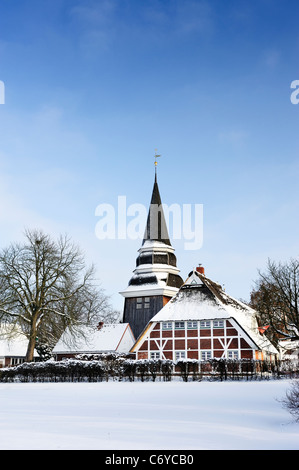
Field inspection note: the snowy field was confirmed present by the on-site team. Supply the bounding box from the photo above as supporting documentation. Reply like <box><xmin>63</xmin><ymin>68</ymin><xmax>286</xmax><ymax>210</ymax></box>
<box><xmin>0</xmin><ymin>379</ymin><xmax>298</xmax><ymax>450</ymax></box>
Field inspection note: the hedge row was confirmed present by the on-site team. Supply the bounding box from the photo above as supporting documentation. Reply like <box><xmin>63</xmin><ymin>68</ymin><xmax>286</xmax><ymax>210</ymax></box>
<box><xmin>1</xmin><ymin>355</ymin><xmax>298</xmax><ymax>383</ymax></box>
<box><xmin>0</xmin><ymin>357</ymin><xmax>170</xmax><ymax>383</ymax></box>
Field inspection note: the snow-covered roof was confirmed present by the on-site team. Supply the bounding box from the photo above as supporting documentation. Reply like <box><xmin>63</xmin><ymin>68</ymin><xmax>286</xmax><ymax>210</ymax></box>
<box><xmin>0</xmin><ymin>324</ymin><xmax>39</xmax><ymax>358</ymax></box>
<box><xmin>53</xmin><ymin>323</ymin><xmax>135</xmax><ymax>354</ymax></box>
<box><xmin>141</xmin><ymin>240</ymin><xmax>175</xmax><ymax>251</ymax></box>
<box><xmin>150</xmin><ymin>269</ymin><xmax>278</xmax><ymax>354</ymax></box>
<box><xmin>151</xmin><ymin>270</ymin><xmax>251</xmax><ymax>322</ymax></box>
<box><xmin>278</xmin><ymin>338</ymin><xmax>299</xmax><ymax>360</ymax></box>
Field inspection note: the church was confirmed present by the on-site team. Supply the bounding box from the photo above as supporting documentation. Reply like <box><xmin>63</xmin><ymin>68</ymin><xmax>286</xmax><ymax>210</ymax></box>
<box><xmin>119</xmin><ymin>162</ymin><xmax>184</xmax><ymax>339</ymax></box>
<box><xmin>51</xmin><ymin>155</ymin><xmax>278</xmax><ymax>363</ymax></box>
<box><xmin>120</xmin><ymin>158</ymin><xmax>278</xmax><ymax>362</ymax></box>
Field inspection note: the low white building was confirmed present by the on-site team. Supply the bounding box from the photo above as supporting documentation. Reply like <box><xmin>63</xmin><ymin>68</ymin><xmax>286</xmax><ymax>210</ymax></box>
<box><xmin>53</xmin><ymin>322</ymin><xmax>135</xmax><ymax>360</ymax></box>
<box><xmin>278</xmin><ymin>338</ymin><xmax>299</xmax><ymax>363</ymax></box>
<box><xmin>0</xmin><ymin>324</ymin><xmax>39</xmax><ymax>367</ymax></box>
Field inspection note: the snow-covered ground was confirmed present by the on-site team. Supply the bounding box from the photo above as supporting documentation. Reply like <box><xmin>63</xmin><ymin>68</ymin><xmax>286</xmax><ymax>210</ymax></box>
<box><xmin>0</xmin><ymin>379</ymin><xmax>298</xmax><ymax>450</ymax></box>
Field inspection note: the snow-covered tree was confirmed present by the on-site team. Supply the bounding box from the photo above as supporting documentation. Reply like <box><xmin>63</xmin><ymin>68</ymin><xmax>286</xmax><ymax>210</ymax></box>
<box><xmin>0</xmin><ymin>229</ymin><xmax>116</xmax><ymax>361</ymax></box>
<box><xmin>251</xmin><ymin>258</ymin><xmax>299</xmax><ymax>343</ymax></box>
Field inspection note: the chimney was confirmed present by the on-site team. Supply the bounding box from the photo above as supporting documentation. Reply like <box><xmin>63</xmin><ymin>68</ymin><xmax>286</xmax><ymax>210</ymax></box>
<box><xmin>97</xmin><ymin>322</ymin><xmax>104</xmax><ymax>330</ymax></box>
<box><xmin>196</xmin><ymin>265</ymin><xmax>205</xmax><ymax>275</ymax></box>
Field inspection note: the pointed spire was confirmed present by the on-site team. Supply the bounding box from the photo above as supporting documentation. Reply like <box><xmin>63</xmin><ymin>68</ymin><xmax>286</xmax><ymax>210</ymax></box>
<box><xmin>142</xmin><ymin>153</ymin><xmax>171</xmax><ymax>246</ymax></box>
<box><xmin>121</xmin><ymin>152</ymin><xmax>184</xmax><ymax>338</ymax></box>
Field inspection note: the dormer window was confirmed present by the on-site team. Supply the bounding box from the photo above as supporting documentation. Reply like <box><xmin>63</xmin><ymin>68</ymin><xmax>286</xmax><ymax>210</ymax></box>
<box><xmin>213</xmin><ymin>320</ymin><xmax>224</xmax><ymax>328</ymax></box>
<box><xmin>187</xmin><ymin>321</ymin><xmax>197</xmax><ymax>329</ymax></box>
<box><xmin>175</xmin><ymin>321</ymin><xmax>185</xmax><ymax>329</ymax></box>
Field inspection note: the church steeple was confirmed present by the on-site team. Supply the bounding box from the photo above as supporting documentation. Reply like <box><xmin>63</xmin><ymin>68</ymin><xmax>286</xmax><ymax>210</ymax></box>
<box><xmin>120</xmin><ymin>156</ymin><xmax>183</xmax><ymax>339</ymax></box>
<box><xmin>142</xmin><ymin>170</ymin><xmax>171</xmax><ymax>246</ymax></box>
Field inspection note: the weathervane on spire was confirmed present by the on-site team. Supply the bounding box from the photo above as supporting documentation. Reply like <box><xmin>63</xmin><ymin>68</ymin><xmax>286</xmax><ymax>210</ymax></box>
<box><xmin>154</xmin><ymin>149</ymin><xmax>161</xmax><ymax>175</ymax></box>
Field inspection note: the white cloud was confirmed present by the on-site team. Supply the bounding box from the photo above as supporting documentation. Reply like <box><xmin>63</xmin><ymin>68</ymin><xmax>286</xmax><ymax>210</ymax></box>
<box><xmin>175</xmin><ymin>0</ymin><xmax>214</xmax><ymax>36</ymax></box>
<box><xmin>263</xmin><ymin>49</ymin><xmax>281</xmax><ymax>68</ymax></box>
<box><xmin>69</xmin><ymin>0</ymin><xmax>117</xmax><ymax>55</ymax></box>
<box><xmin>218</xmin><ymin>129</ymin><xmax>249</xmax><ymax>147</ymax></box>
<box><xmin>0</xmin><ymin>171</ymin><xmax>58</xmax><ymax>246</ymax></box>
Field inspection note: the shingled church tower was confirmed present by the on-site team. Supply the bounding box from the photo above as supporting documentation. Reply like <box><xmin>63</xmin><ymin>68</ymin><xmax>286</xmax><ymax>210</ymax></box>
<box><xmin>120</xmin><ymin>156</ymin><xmax>183</xmax><ymax>339</ymax></box>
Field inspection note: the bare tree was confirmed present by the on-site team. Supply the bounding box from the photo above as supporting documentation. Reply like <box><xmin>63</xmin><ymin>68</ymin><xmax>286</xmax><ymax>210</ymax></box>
<box><xmin>0</xmin><ymin>229</ymin><xmax>117</xmax><ymax>361</ymax></box>
<box><xmin>251</xmin><ymin>258</ymin><xmax>299</xmax><ymax>343</ymax></box>
<box><xmin>281</xmin><ymin>380</ymin><xmax>299</xmax><ymax>422</ymax></box>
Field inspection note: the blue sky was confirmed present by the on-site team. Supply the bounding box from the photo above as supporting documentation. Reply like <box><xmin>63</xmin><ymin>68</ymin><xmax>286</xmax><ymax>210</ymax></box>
<box><xmin>0</xmin><ymin>0</ymin><xmax>298</xmax><ymax>311</ymax></box>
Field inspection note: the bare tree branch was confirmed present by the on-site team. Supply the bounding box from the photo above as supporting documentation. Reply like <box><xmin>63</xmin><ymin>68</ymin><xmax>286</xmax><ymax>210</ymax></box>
<box><xmin>0</xmin><ymin>229</ymin><xmax>118</xmax><ymax>361</ymax></box>
<box><xmin>251</xmin><ymin>257</ymin><xmax>299</xmax><ymax>344</ymax></box>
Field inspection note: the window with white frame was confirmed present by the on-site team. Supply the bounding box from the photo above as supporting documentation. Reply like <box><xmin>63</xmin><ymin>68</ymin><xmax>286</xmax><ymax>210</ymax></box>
<box><xmin>187</xmin><ymin>321</ymin><xmax>197</xmax><ymax>329</ymax></box>
<box><xmin>201</xmin><ymin>350</ymin><xmax>212</xmax><ymax>360</ymax></box>
<box><xmin>200</xmin><ymin>320</ymin><xmax>211</xmax><ymax>329</ymax></box>
<box><xmin>213</xmin><ymin>320</ymin><xmax>224</xmax><ymax>328</ymax></box>
<box><xmin>162</xmin><ymin>322</ymin><xmax>172</xmax><ymax>330</ymax></box>
<box><xmin>11</xmin><ymin>357</ymin><xmax>24</xmax><ymax>366</ymax></box>
<box><xmin>175</xmin><ymin>350</ymin><xmax>186</xmax><ymax>360</ymax></box>
<box><xmin>136</xmin><ymin>298</ymin><xmax>142</xmax><ymax>309</ymax></box>
<box><xmin>144</xmin><ymin>297</ymin><xmax>150</xmax><ymax>309</ymax></box>
<box><xmin>175</xmin><ymin>321</ymin><xmax>185</xmax><ymax>329</ymax></box>
<box><xmin>227</xmin><ymin>350</ymin><xmax>239</xmax><ymax>360</ymax></box>
<box><xmin>150</xmin><ymin>352</ymin><xmax>160</xmax><ymax>359</ymax></box>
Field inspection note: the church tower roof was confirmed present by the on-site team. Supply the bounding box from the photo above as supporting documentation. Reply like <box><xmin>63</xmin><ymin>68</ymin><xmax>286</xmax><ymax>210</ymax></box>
<box><xmin>142</xmin><ymin>172</ymin><xmax>171</xmax><ymax>246</ymax></box>
<box><xmin>120</xmin><ymin>154</ymin><xmax>184</xmax><ymax>338</ymax></box>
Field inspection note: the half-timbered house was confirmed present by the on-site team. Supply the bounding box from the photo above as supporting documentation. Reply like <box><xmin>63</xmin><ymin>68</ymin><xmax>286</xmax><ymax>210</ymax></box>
<box><xmin>130</xmin><ymin>267</ymin><xmax>278</xmax><ymax>362</ymax></box>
